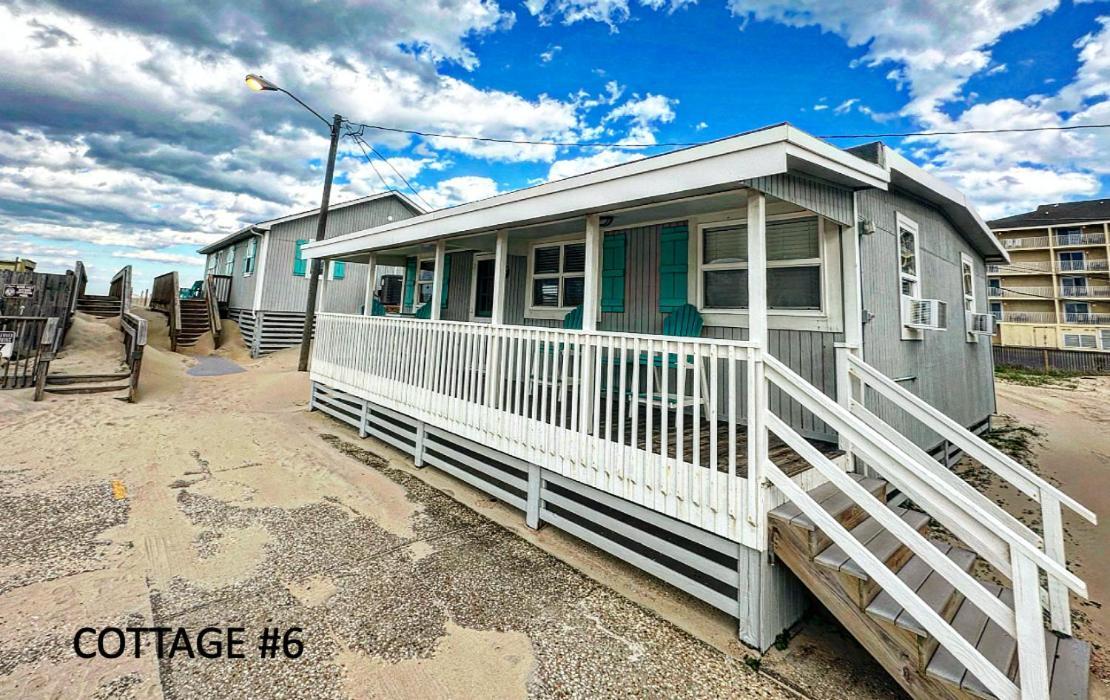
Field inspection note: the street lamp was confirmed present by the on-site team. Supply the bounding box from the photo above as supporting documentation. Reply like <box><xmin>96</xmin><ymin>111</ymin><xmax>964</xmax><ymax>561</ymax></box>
<box><xmin>245</xmin><ymin>74</ymin><xmax>343</xmax><ymax>372</ymax></box>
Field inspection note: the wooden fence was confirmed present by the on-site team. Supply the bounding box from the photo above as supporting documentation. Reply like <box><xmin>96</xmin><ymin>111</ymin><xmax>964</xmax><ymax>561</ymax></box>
<box><xmin>109</xmin><ymin>265</ymin><xmax>132</xmax><ymax>315</ymax></box>
<box><xmin>1</xmin><ymin>269</ymin><xmax>75</xmax><ymax>350</ymax></box>
<box><xmin>0</xmin><ymin>316</ymin><xmax>59</xmax><ymax>390</ymax></box>
<box><xmin>151</xmin><ymin>271</ymin><xmax>181</xmax><ymax>350</ymax></box>
<box><xmin>120</xmin><ymin>311</ymin><xmax>148</xmax><ymax>402</ymax></box>
<box><xmin>993</xmin><ymin>345</ymin><xmax>1110</xmax><ymax>374</ymax></box>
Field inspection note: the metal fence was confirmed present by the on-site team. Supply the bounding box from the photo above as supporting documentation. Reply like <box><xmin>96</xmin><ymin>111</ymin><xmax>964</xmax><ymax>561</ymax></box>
<box><xmin>994</xmin><ymin>345</ymin><xmax>1110</xmax><ymax>374</ymax></box>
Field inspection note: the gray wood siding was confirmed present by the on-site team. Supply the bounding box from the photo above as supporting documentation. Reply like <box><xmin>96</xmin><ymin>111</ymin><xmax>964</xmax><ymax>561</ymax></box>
<box><xmin>261</xmin><ymin>197</ymin><xmax>419</xmax><ymax>313</ymax></box>
<box><xmin>857</xmin><ymin>188</ymin><xmax>996</xmax><ymax>448</ymax></box>
<box><xmin>226</xmin><ymin>238</ymin><xmax>257</xmax><ymax>310</ymax></box>
<box><xmin>742</xmin><ymin>173</ymin><xmax>854</xmax><ymax>226</ymax></box>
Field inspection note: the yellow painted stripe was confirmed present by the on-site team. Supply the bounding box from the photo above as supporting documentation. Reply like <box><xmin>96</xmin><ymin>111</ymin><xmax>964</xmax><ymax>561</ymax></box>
<box><xmin>111</xmin><ymin>479</ymin><xmax>127</xmax><ymax>500</ymax></box>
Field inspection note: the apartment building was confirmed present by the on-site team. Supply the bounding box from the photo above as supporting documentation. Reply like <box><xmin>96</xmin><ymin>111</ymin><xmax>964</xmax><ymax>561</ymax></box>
<box><xmin>987</xmin><ymin>198</ymin><xmax>1110</xmax><ymax>351</ymax></box>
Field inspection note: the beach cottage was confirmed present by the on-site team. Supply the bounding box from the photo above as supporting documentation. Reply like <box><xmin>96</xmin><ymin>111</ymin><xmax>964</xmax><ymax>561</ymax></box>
<box><xmin>300</xmin><ymin>124</ymin><xmax>1093</xmax><ymax>699</ymax></box>
<box><xmin>197</xmin><ymin>192</ymin><xmax>423</xmax><ymax>356</ymax></box>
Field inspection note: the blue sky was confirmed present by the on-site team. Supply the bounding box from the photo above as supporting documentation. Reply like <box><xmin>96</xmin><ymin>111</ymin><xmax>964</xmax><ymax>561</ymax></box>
<box><xmin>1</xmin><ymin>0</ymin><xmax>1107</xmax><ymax>293</ymax></box>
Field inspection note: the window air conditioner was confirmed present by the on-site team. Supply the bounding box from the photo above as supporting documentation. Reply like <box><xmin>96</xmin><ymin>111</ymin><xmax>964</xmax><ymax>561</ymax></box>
<box><xmin>902</xmin><ymin>297</ymin><xmax>947</xmax><ymax>330</ymax></box>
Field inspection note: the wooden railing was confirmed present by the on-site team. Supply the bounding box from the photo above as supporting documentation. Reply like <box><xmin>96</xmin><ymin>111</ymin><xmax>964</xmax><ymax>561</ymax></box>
<box><xmin>312</xmin><ymin>313</ymin><xmax>765</xmax><ymax>545</ymax></box>
<box><xmin>204</xmin><ymin>274</ymin><xmax>223</xmax><ymax>347</ymax></box>
<box><xmin>109</xmin><ymin>265</ymin><xmax>132</xmax><ymax>316</ymax></box>
<box><xmin>119</xmin><ymin>311</ymin><xmax>147</xmax><ymax>402</ymax></box>
<box><xmin>208</xmin><ymin>274</ymin><xmax>232</xmax><ymax>305</ymax></box>
<box><xmin>831</xmin><ymin>354</ymin><xmax>1095</xmax><ymax>698</ymax></box>
<box><xmin>68</xmin><ymin>261</ymin><xmax>86</xmax><ymax>319</ymax></box>
<box><xmin>0</xmin><ymin>315</ymin><xmax>58</xmax><ymax>393</ymax></box>
<box><xmin>151</xmin><ymin>271</ymin><xmax>181</xmax><ymax>351</ymax></box>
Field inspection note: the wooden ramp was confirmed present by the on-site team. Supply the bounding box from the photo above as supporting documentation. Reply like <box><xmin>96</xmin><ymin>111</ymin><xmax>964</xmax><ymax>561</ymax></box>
<box><xmin>769</xmin><ymin>478</ymin><xmax>1092</xmax><ymax>699</ymax></box>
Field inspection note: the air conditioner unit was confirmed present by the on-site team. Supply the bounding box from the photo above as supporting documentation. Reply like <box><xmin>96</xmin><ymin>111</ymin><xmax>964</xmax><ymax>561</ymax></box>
<box><xmin>902</xmin><ymin>297</ymin><xmax>947</xmax><ymax>330</ymax></box>
<box><xmin>965</xmin><ymin>311</ymin><xmax>995</xmax><ymax>335</ymax></box>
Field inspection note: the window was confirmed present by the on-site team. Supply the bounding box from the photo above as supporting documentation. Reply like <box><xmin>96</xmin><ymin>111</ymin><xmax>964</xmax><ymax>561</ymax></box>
<box><xmin>698</xmin><ymin>215</ymin><xmax>822</xmax><ymax>311</ymax></box>
<box><xmin>529</xmin><ymin>240</ymin><xmax>585</xmax><ymax>309</ymax></box>
<box><xmin>206</xmin><ymin>254</ymin><xmax>217</xmax><ymax>275</ymax></box>
<box><xmin>1060</xmin><ymin>276</ymin><xmax>1085</xmax><ymax>296</ymax></box>
<box><xmin>1056</xmin><ymin>227</ymin><xmax>1082</xmax><ymax>245</ymax></box>
<box><xmin>416</xmin><ymin>258</ymin><xmax>435</xmax><ymax>306</ymax></box>
<box><xmin>1064</xmin><ymin>301</ymin><xmax>1090</xmax><ymax>323</ymax></box>
<box><xmin>990</xmin><ymin>301</ymin><xmax>1003</xmax><ymax>321</ymax></box>
<box><xmin>243</xmin><ymin>237</ymin><xmax>256</xmax><ymax>276</ymax></box>
<box><xmin>224</xmin><ymin>246</ymin><xmax>235</xmax><ymax>275</ymax></box>
<box><xmin>471</xmin><ymin>254</ymin><xmax>495</xmax><ymax>320</ymax></box>
<box><xmin>896</xmin><ymin>213</ymin><xmax>924</xmax><ymax>338</ymax></box>
<box><xmin>1063</xmin><ymin>332</ymin><xmax>1097</xmax><ymax>349</ymax></box>
<box><xmin>1101</xmin><ymin>329</ymin><xmax>1110</xmax><ymax>350</ymax></box>
<box><xmin>1058</xmin><ymin>251</ymin><xmax>1085</xmax><ymax>271</ymax></box>
<box><xmin>961</xmin><ymin>253</ymin><xmax>979</xmax><ymax>342</ymax></box>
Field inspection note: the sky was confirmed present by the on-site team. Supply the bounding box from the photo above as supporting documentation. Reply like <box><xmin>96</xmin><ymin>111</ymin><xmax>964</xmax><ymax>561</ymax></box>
<box><xmin>1</xmin><ymin>0</ymin><xmax>1108</xmax><ymax>294</ymax></box>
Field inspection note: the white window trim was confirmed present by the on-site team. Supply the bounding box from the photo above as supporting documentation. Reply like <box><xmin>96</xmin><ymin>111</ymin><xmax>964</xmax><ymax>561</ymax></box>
<box><xmin>693</xmin><ymin>212</ymin><xmax>843</xmax><ymax>332</ymax></box>
<box><xmin>961</xmin><ymin>252</ymin><xmax>978</xmax><ymax>343</ymax></box>
<box><xmin>1062</xmin><ymin>331</ymin><xmax>1098</xmax><ymax>350</ymax></box>
<box><xmin>243</xmin><ymin>238</ymin><xmax>256</xmax><ymax>277</ymax></box>
<box><xmin>525</xmin><ymin>236</ymin><xmax>587</xmax><ymax>320</ymax></box>
<box><xmin>897</xmin><ymin>212</ymin><xmax>924</xmax><ymax>341</ymax></box>
<box><xmin>469</xmin><ymin>253</ymin><xmax>495</xmax><ymax>323</ymax></box>
<box><xmin>413</xmin><ymin>255</ymin><xmax>436</xmax><ymax>309</ymax></box>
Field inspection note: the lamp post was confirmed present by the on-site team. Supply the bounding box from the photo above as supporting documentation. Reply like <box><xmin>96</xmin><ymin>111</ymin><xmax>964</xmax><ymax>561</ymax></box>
<box><xmin>245</xmin><ymin>74</ymin><xmax>342</xmax><ymax>372</ymax></box>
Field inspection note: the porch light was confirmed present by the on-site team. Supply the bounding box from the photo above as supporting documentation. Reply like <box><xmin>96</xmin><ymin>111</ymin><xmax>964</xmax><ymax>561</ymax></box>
<box><xmin>245</xmin><ymin>74</ymin><xmax>278</xmax><ymax>92</ymax></box>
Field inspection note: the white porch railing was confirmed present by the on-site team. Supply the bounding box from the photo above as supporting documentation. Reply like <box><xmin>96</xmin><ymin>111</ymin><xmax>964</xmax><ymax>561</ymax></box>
<box><xmin>312</xmin><ymin>313</ymin><xmax>770</xmax><ymax>546</ymax></box>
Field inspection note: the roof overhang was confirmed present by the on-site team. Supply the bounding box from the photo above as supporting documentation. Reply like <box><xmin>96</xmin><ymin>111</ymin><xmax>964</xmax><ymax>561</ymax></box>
<box><xmin>197</xmin><ymin>191</ymin><xmax>425</xmax><ymax>255</ymax></box>
<box><xmin>302</xmin><ymin>124</ymin><xmax>889</xmax><ymax>260</ymax></box>
<box><xmin>883</xmin><ymin>149</ymin><xmax>1010</xmax><ymax>262</ymax></box>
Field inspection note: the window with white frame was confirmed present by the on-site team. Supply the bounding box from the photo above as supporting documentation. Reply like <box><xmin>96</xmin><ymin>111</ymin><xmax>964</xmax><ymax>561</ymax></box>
<box><xmin>224</xmin><ymin>246</ymin><xmax>235</xmax><ymax>275</ymax></box>
<box><xmin>415</xmin><ymin>257</ymin><xmax>435</xmax><ymax>307</ymax></box>
<box><xmin>698</xmin><ymin>215</ymin><xmax>822</xmax><ymax>311</ymax></box>
<box><xmin>1063</xmin><ymin>332</ymin><xmax>1097</xmax><ymax>349</ymax></box>
<box><xmin>961</xmin><ymin>252</ymin><xmax>978</xmax><ymax>341</ymax></box>
<box><xmin>243</xmin><ymin>237</ymin><xmax>256</xmax><ymax>276</ymax></box>
<box><xmin>529</xmin><ymin>240</ymin><xmax>585</xmax><ymax>309</ymax></box>
<box><xmin>896</xmin><ymin>213</ymin><xmax>922</xmax><ymax>337</ymax></box>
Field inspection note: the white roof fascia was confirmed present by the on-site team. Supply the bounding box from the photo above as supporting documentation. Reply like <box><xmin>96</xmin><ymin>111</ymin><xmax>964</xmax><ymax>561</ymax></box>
<box><xmin>883</xmin><ymin>149</ymin><xmax>1010</xmax><ymax>262</ymax></box>
<box><xmin>302</xmin><ymin>124</ymin><xmax>889</xmax><ymax>260</ymax></box>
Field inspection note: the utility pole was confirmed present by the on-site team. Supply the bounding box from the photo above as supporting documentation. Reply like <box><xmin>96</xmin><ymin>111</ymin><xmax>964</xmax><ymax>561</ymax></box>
<box><xmin>298</xmin><ymin>113</ymin><xmax>343</xmax><ymax>372</ymax></box>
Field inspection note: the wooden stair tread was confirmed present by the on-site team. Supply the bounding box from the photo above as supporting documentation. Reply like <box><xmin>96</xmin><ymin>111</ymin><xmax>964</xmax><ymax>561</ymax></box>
<box><xmin>813</xmin><ymin>506</ymin><xmax>930</xmax><ymax>579</ymax></box>
<box><xmin>866</xmin><ymin>541</ymin><xmax>977</xmax><ymax>636</ymax></box>
<box><xmin>45</xmin><ymin>382</ymin><xmax>130</xmax><ymax>394</ymax></box>
<box><xmin>926</xmin><ymin>588</ymin><xmax>1016</xmax><ymax>697</ymax></box>
<box><xmin>767</xmin><ymin>473</ymin><xmax>886</xmax><ymax>530</ymax></box>
<box><xmin>47</xmin><ymin>372</ymin><xmax>130</xmax><ymax>384</ymax></box>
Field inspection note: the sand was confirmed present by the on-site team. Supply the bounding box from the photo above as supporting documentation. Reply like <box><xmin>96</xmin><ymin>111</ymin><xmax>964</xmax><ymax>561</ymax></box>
<box><xmin>995</xmin><ymin>375</ymin><xmax>1110</xmax><ymax>689</ymax></box>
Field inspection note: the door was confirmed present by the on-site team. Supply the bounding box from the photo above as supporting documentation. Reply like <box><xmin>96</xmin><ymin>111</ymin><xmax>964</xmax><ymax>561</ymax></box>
<box><xmin>472</xmin><ymin>256</ymin><xmax>496</xmax><ymax>320</ymax></box>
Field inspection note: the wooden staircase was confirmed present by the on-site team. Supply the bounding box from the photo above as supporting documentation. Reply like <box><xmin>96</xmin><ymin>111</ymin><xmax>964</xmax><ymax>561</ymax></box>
<box><xmin>75</xmin><ymin>294</ymin><xmax>121</xmax><ymax>318</ymax></box>
<box><xmin>769</xmin><ymin>476</ymin><xmax>1091</xmax><ymax>699</ymax></box>
<box><xmin>43</xmin><ymin>371</ymin><xmax>132</xmax><ymax>396</ymax></box>
<box><xmin>176</xmin><ymin>298</ymin><xmax>210</xmax><ymax>347</ymax></box>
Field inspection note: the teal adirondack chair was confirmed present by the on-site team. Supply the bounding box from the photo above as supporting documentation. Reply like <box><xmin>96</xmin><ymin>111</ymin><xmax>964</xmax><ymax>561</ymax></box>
<box><xmin>414</xmin><ymin>302</ymin><xmax>432</xmax><ymax>319</ymax></box>
<box><xmin>562</xmin><ymin>305</ymin><xmax>583</xmax><ymax>330</ymax></box>
<box><xmin>639</xmin><ymin>304</ymin><xmax>711</xmax><ymax>411</ymax></box>
<box><xmin>371</xmin><ymin>298</ymin><xmax>386</xmax><ymax>317</ymax></box>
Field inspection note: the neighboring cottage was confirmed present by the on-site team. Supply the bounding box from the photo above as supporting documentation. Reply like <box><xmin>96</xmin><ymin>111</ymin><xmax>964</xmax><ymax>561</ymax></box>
<box><xmin>298</xmin><ymin>124</ymin><xmax>1093</xmax><ymax>698</ymax></box>
<box><xmin>197</xmin><ymin>192</ymin><xmax>422</xmax><ymax>356</ymax></box>
<box><xmin>986</xmin><ymin>198</ymin><xmax>1110</xmax><ymax>353</ymax></box>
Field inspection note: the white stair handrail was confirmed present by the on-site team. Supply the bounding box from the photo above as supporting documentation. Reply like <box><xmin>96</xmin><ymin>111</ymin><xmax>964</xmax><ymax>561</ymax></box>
<box><xmin>764</xmin><ymin>354</ymin><xmax>1087</xmax><ymax>598</ymax></box>
<box><xmin>847</xmin><ymin>353</ymin><xmax>1096</xmax><ymax>524</ymax></box>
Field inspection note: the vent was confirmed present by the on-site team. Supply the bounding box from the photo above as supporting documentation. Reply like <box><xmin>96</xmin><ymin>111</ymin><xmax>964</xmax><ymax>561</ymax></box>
<box><xmin>902</xmin><ymin>297</ymin><xmax>947</xmax><ymax>330</ymax></box>
<box><xmin>965</xmin><ymin>311</ymin><xmax>995</xmax><ymax>336</ymax></box>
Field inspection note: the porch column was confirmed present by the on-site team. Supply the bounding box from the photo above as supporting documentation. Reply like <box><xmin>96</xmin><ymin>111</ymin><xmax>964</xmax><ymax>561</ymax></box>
<box><xmin>430</xmin><ymin>239</ymin><xmax>446</xmax><ymax>321</ymax></box>
<box><xmin>491</xmin><ymin>230</ymin><xmax>508</xmax><ymax>326</ymax></box>
<box><xmin>363</xmin><ymin>253</ymin><xmax>377</xmax><ymax>316</ymax></box>
<box><xmin>583</xmin><ymin>214</ymin><xmax>601</xmax><ymax>331</ymax></box>
<box><xmin>836</xmin><ymin>193</ymin><xmax>864</xmax><ymax>465</ymax></box>
<box><xmin>317</xmin><ymin>260</ymin><xmax>330</xmax><ymax>313</ymax></box>
<box><xmin>745</xmin><ymin>191</ymin><xmax>769</xmax><ymax>543</ymax></box>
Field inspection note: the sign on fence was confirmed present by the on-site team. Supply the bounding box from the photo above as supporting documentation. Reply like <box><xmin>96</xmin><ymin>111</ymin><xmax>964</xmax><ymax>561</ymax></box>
<box><xmin>3</xmin><ymin>284</ymin><xmax>35</xmax><ymax>299</ymax></box>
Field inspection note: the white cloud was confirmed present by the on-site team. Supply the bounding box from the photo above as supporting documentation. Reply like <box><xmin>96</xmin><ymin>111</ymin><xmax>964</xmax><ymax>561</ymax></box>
<box><xmin>695</xmin><ymin>121</ymin><xmax>708</xmax><ymax>131</ymax></box>
<box><xmin>540</xmin><ymin>45</ymin><xmax>562</xmax><ymax>62</ymax></box>
<box><xmin>526</xmin><ymin>0</ymin><xmax>695</xmax><ymax>29</ymax></box>
<box><xmin>832</xmin><ymin>98</ymin><xmax>858</xmax><ymax>115</ymax></box>
<box><xmin>547</xmin><ymin>148</ymin><xmax>645</xmax><ymax>181</ymax></box>
<box><xmin>416</xmin><ymin>176</ymin><xmax>502</xmax><ymax>209</ymax></box>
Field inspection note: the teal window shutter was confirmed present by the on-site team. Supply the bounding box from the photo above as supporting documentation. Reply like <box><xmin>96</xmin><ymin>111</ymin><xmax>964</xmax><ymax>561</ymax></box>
<box><xmin>601</xmin><ymin>233</ymin><xmax>626</xmax><ymax>312</ymax></box>
<box><xmin>441</xmin><ymin>255</ymin><xmax>451</xmax><ymax>309</ymax></box>
<box><xmin>332</xmin><ymin>261</ymin><xmax>346</xmax><ymax>280</ymax></box>
<box><xmin>402</xmin><ymin>257</ymin><xmax>417</xmax><ymax>310</ymax></box>
<box><xmin>658</xmin><ymin>224</ymin><xmax>689</xmax><ymax>312</ymax></box>
<box><xmin>293</xmin><ymin>239</ymin><xmax>307</xmax><ymax>276</ymax></box>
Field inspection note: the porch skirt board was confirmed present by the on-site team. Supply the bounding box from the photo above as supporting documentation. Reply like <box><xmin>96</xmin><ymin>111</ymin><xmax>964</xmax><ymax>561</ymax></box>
<box><xmin>309</xmin><ymin>380</ymin><xmax>808</xmax><ymax>651</ymax></box>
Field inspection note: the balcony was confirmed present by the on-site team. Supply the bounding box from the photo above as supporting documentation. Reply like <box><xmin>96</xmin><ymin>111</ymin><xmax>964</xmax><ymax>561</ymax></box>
<box><xmin>1059</xmin><ymin>286</ymin><xmax>1110</xmax><ymax>299</ymax></box>
<box><xmin>987</xmin><ymin>262</ymin><xmax>1053</xmax><ymax>275</ymax></box>
<box><xmin>1062</xmin><ymin>313</ymin><xmax>1110</xmax><ymax>325</ymax></box>
<box><xmin>987</xmin><ymin>286</ymin><xmax>1054</xmax><ymax>299</ymax></box>
<box><xmin>1000</xmin><ymin>235</ymin><xmax>1052</xmax><ymax>250</ymax></box>
<box><xmin>1054</xmin><ymin>232</ymin><xmax>1107</xmax><ymax>248</ymax></box>
<box><xmin>1056</xmin><ymin>259</ymin><xmax>1109</xmax><ymax>273</ymax></box>
<box><xmin>996</xmin><ymin>311</ymin><xmax>1057</xmax><ymax>324</ymax></box>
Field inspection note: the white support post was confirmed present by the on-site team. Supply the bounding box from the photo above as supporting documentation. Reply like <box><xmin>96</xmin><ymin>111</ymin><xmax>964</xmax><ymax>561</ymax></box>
<box><xmin>583</xmin><ymin>214</ymin><xmax>601</xmax><ymax>331</ymax></box>
<box><xmin>363</xmin><ymin>253</ymin><xmax>377</xmax><ymax>316</ymax></box>
<box><xmin>492</xmin><ymin>230</ymin><xmax>508</xmax><ymax>326</ymax></box>
<box><xmin>431</xmin><ymin>239</ymin><xmax>446</xmax><ymax>321</ymax></box>
<box><xmin>745</xmin><ymin>191</ymin><xmax>769</xmax><ymax>543</ymax></box>
<box><xmin>1013</xmin><ymin>551</ymin><xmax>1051</xmax><ymax>698</ymax></box>
<box><xmin>837</xmin><ymin>194</ymin><xmax>865</xmax><ymax>469</ymax></box>
<box><xmin>581</xmin><ymin>215</ymin><xmax>601</xmax><ymax>431</ymax></box>
<box><xmin>317</xmin><ymin>260</ymin><xmax>330</xmax><ymax>312</ymax></box>
<box><xmin>1042</xmin><ymin>493</ymin><xmax>1072</xmax><ymax>635</ymax></box>
<box><xmin>526</xmin><ymin>463</ymin><xmax>542</xmax><ymax>529</ymax></box>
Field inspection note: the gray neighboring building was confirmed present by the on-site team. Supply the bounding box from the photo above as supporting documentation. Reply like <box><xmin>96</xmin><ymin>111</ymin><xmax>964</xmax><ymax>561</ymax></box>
<box><xmin>198</xmin><ymin>192</ymin><xmax>422</xmax><ymax>356</ymax></box>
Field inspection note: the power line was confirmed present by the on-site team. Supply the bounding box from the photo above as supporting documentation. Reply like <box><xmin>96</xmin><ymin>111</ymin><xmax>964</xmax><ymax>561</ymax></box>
<box><xmin>342</xmin><ymin>120</ymin><xmax>1110</xmax><ymax>151</ymax></box>
<box><xmin>343</xmin><ymin>125</ymin><xmax>433</xmax><ymax>210</ymax></box>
